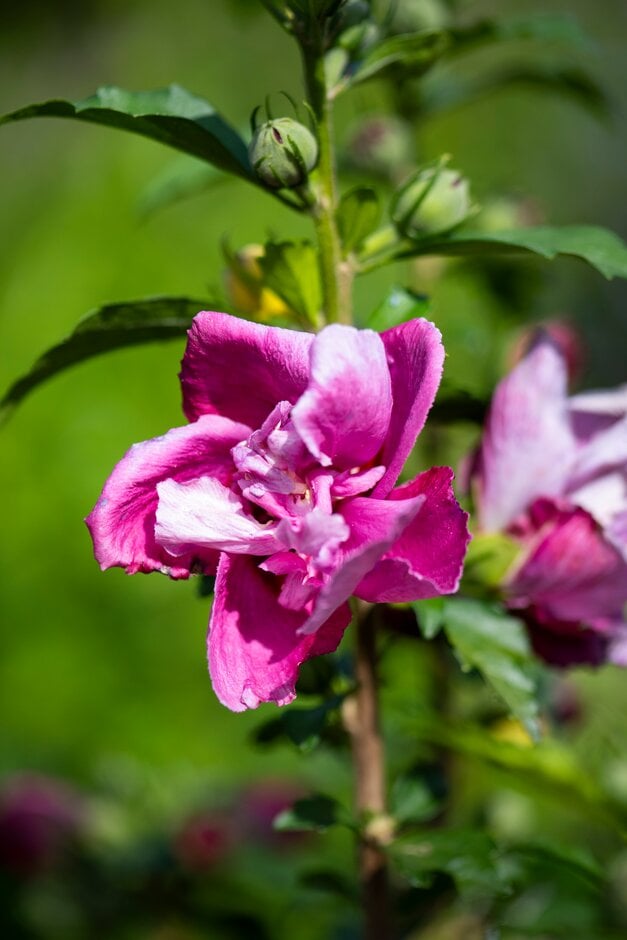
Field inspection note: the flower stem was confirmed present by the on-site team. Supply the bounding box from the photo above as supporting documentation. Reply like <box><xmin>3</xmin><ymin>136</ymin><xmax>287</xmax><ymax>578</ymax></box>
<box><xmin>345</xmin><ymin>602</ymin><xmax>392</xmax><ymax>940</ymax></box>
<box><xmin>301</xmin><ymin>48</ymin><xmax>353</xmax><ymax>326</ymax></box>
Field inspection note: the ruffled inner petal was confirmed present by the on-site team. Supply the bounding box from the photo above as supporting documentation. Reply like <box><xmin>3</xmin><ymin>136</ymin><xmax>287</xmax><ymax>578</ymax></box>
<box><xmin>86</xmin><ymin>414</ymin><xmax>250</xmax><ymax>578</ymax></box>
<box><xmin>291</xmin><ymin>325</ymin><xmax>392</xmax><ymax>469</ymax></box>
<box><xmin>155</xmin><ymin>476</ymin><xmax>281</xmax><ymax>556</ymax></box>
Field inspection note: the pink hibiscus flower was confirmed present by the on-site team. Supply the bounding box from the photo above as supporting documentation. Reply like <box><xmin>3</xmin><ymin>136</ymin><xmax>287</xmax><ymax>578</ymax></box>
<box><xmin>470</xmin><ymin>337</ymin><xmax>627</xmax><ymax>667</ymax></box>
<box><xmin>87</xmin><ymin>312</ymin><xmax>469</xmax><ymax>710</ymax></box>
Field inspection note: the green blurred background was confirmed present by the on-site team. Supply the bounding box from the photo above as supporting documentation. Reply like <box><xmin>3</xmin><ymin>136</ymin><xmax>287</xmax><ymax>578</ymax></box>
<box><xmin>1</xmin><ymin>0</ymin><xmax>626</xmax><ymax>844</ymax></box>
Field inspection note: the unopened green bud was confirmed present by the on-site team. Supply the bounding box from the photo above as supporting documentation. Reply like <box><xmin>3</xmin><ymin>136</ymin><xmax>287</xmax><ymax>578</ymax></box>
<box><xmin>249</xmin><ymin>118</ymin><xmax>318</xmax><ymax>189</ymax></box>
<box><xmin>392</xmin><ymin>165</ymin><xmax>472</xmax><ymax>237</ymax></box>
<box><xmin>346</xmin><ymin>115</ymin><xmax>414</xmax><ymax>179</ymax></box>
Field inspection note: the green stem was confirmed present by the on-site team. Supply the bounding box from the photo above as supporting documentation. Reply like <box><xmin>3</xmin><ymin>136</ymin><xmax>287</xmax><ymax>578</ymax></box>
<box><xmin>302</xmin><ymin>49</ymin><xmax>353</xmax><ymax>326</ymax></box>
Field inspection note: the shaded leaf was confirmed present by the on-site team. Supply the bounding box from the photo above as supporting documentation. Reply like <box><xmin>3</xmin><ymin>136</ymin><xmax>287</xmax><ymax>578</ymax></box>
<box><xmin>351</xmin><ymin>30</ymin><xmax>449</xmax><ymax>86</ymax></box>
<box><xmin>252</xmin><ymin>693</ymin><xmax>346</xmax><ymax>751</ymax></box>
<box><xmin>1</xmin><ymin>84</ymin><xmax>252</xmax><ymax>180</ymax></box>
<box><xmin>336</xmin><ymin>187</ymin><xmax>381</xmax><ymax>254</ymax></box>
<box><xmin>450</xmin><ymin>13</ymin><xmax>593</xmax><ymax>54</ymax></box>
<box><xmin>365</xmin><ymin>286</ymin><xmax>430</xmax><ymax>331</ymax></box>
<box><xmin>138</xmin><ymin>155</ymin><xmax>230</xmax><ymax>217</ymax></box>
<box><xmin>390</xmin><ymin>828</ymin><xmax>505</xmax><ymax>898</ymax></box>
<box><xmin>442</xmin><ymin>598</ymin><xmax>540</xmax><ymax>731</ymax></box>
<box><xmin>0</xmin><ymin>296</ymin><xmax>210</xmax><ymax>421</ymax></box>
<box><xmin>422</xmin><ymin>67</ymin><xmax>610</xmax><ymax>120</ymax></box>
<box><xmin>400</xmin><ymin>225</ymin><xmax>627</xmax><ymax>280</ymax></box>
<box><xmin>391</xmin><ymin>773</ymin><xmax>442</xmax><ymax>825</ymax></box>
<box><xmin>274</xmin><ymin>794</ymin><xmax>349</xmax><ymax>832</ymax></box>
<box><xmin>298</xmin><ymin>868</ymin><xmax>358</xmax><ymax>901</ymax></box>
<box><xmin>259</xmin><ymin>240</ymin><xmax>321</xmax><ymax>325</ymax></box>
<box><xmin>411</xmin><ymin>597</ymin><xmax>446</xmax><ymax>640</ymax></box>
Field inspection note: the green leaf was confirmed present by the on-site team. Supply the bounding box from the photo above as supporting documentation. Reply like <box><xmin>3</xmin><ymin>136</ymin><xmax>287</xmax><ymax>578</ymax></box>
<box><xmin>461</xmin><ymin>533</ymin><xmax>521</xmax><ymax>593</ymax></box>
<box><xmin>1</xmin><ymin>84</ymin><xmax>252</xmax><ymax>180</ymax></box>
<box><xmin>274</xmin><ymin>794</ymin><xmax>349</xmax><ymax>832</ymax></box>
<box><xmin>259</xmin><ymin>240</ymin><xmax>321</xmax><ymax>326</ymax></box>
<box><xmin>442</xmin><ymin>598</ymin><xmax>540</xmax><ymax>731</ymax></box>
<box><xmin>390</xmin><ymin>828</ymin><xmax>505</xmax><ymax>898</ymax></box>
<box><xmin>391</xmin><ymin>773</ymin><xmax>442</xmax><ymax>825</ymax></box>
<box><xmin>351</xmin><ymin>29</ymin><xmax>450</xmax><ymax>86</ymax></box>
<box><xmin>411</xmin><ymin>597</ymin><xmax>446</xmax><ymax>640</ymax></box>
<box><xmin>138</xmin><ymin>155</ymin><xmax>230</xmax><ymax>217</ymax></box>
<box><xmin>336</xmin><ymin>187</ymin><xmax>381</xmax><ymax>255</ymax></box>
<box><xmin>365</xmin><ymin>286</ymin><xmax>430</xmax><ymax>331</ymax></box>
<box><xmin>0</xmin><ymin>296</ymin><xmax>210</xmax><ymax>422</ymax></box>
<box><xmin>422</xmin><ymin>67</ymin><xmax>609</xmax><ymax>120</ymax></box>
<box><xmin>252</xmin><ymin>693</ymin><xmax>347</xmax><ymax>751</ymax></box>
<box><xmin>450</xmin><ymin>13</ymin><xmax>594</xmax><ymax>54</ymax></box>
<box><xmin>400</xmin><ymin>225</ymin><xmax>627</xmax><ymax>280</ymax></box>
<box><xmin>298</xmin><ymin>868</ymin><xmax>357</xmax><ymax>901</ymax></box>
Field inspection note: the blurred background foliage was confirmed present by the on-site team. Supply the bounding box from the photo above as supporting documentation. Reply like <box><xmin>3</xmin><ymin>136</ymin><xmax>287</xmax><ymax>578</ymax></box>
<box><xmin>1</xmin><ymin>0</ymin><xmax>626</xmax><ymax>936</ymax></box>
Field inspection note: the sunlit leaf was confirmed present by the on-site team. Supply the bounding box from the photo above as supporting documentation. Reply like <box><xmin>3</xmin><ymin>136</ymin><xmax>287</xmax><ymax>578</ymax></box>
<box><xmin>365</xmin><ymin>286</ymin><xmax>430</xmax><ymax>331</ymax></box>
<box><xmin>0</xmin><ymin>296</ymin><xmax>210</xmax><ymax>422</ymax></box>
<box><xmin>442</xmin><ymin>598</ymin><xmax>540</xmax><ymax>732</ymax></box>
<box><xmin>411</xmin><ymin>597</ymin><xmax>446</xmax><ymax>640</ymax></box>
<box><xmin>259</xmin><ymin>240</ymin><xmax>322</xmax><ymax>326</ymax></box>
<box><xmin>390</xmin><ymin>828</ymin><xmax>505</xmax><ymax>898</ymax></box>
<box><xmin>1</xmin><ymin>84</ymin><xmax>252</xmax><ymax>179</ymax></box>
<box><xmin>399</xmin><ymin>225</ymin><xmax>627</xmax><ymax>280</ymax></box>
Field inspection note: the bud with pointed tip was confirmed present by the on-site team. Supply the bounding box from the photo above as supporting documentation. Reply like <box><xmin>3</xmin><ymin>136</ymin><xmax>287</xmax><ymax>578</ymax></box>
<box><xmin>392</xmin><ymin>165</ymin><xmax>472</xmax><ymax>237</ymax></box>
<box><xmin>249</xmin><ymin>118</ymin><xmax>318</xmax><ymax>189</ymax></box>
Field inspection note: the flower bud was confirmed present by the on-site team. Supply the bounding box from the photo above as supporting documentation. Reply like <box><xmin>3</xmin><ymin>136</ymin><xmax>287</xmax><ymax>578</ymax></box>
<box><xmin>346</xmin><ymin>115</ymin><xmax>414</xmax><ymax>179</ymax></box>
<box><xmin>392</xmin><ymin>165</ymin><xmax>472</xmax><ymax>237</ymax></box>
<box><xmin>249</xmin><ymin>118</ymin><xmax>318</xmax><ymax>189</ymax></box>
<box><xmin>224</xmin><ymin>244</ymin><xmax>292</xmax><ymax>321</ymax></box>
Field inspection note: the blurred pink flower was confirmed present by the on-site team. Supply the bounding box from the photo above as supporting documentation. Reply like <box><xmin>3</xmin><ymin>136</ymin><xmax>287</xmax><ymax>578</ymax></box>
<box><xmin>238</xmin><ymin>780</ymin><xmax>306</xmax><ymax>848</ymax></box>
<box><xmin>471</xmin><ymin>337</ymin><xmax>627</xmax><ymax>666</ymax></box>
<box><xmin>173</xmin><ymin>812</ymin><xmax>232</xmax><ymax>871</ymax></box>
<box><xmin>0</xmin><ymin>774</ymin><xmax>84</xmax><ymax>877</ymax></box>
<box><xmin>87</xmin><ymin>312</ymin><xmax>469</xmax><ymax>711</ymax></box>
<box><xmin>508</xmin><ymin>318</ymin><xmax>585</xmax><ymax>384</ymax></box>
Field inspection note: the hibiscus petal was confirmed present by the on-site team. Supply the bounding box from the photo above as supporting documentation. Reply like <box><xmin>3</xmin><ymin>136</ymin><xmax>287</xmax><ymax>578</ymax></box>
<box><xmin>570</xmin><ymin>384</ymin><xmax>627</xmax><ymax>439</ymax></box>
<box><xmin>374</xmin><ymin>318</ymin><xmax>445</xmax><ymax>497</ymax></box>
<box><xmin>208</xmin><ymin>554</ymin><xmax>351</xmax><ymax>711</ymax></box>
<box><xmin>291</xmin><ymin>325</ymin><xmax>392</xmax><ymax>469</ymax></box>
<box><xmin>568</xmin><ymin>416</ymin><xmax>627</xmax><ymax>493</ymax></box>
<box><xmin>86</xmin><ymin>414</ymin><xmax>250</xmax><ymax>578</ymax></box>
<box><xmin>507</xmin><ymin>501</ymin><xmax>627</xmax><ymax>626</ymax></box>
<box><xmin>298</xmin><ymin>493</ymin><xmax>426</xmax><ymax>636</ymax></box>
<box><xmin>181</xmin><ymin>312</ymin><xmax>313</xmax><ymax>427</ymax></box>
<box><xmin>474</xmin><ymin>341</ymin><xmax>577</xmax><ymax>531</ymax></box>
<box><xmin>355</xmin><ymin>467</ymin><xmax>470</xmax><ymax>603</ymax></box>
<box><xmin>155</xmin><ymin>476</ymin><xmax>281</xmax><ymax>555</ymax></box>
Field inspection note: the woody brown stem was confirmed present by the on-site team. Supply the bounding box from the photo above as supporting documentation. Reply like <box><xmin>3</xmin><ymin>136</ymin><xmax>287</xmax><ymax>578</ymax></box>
<box><xmin>345</xmin><ymin>602</ymin><xmax>392</xmax><ymax>940</ymax></box>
